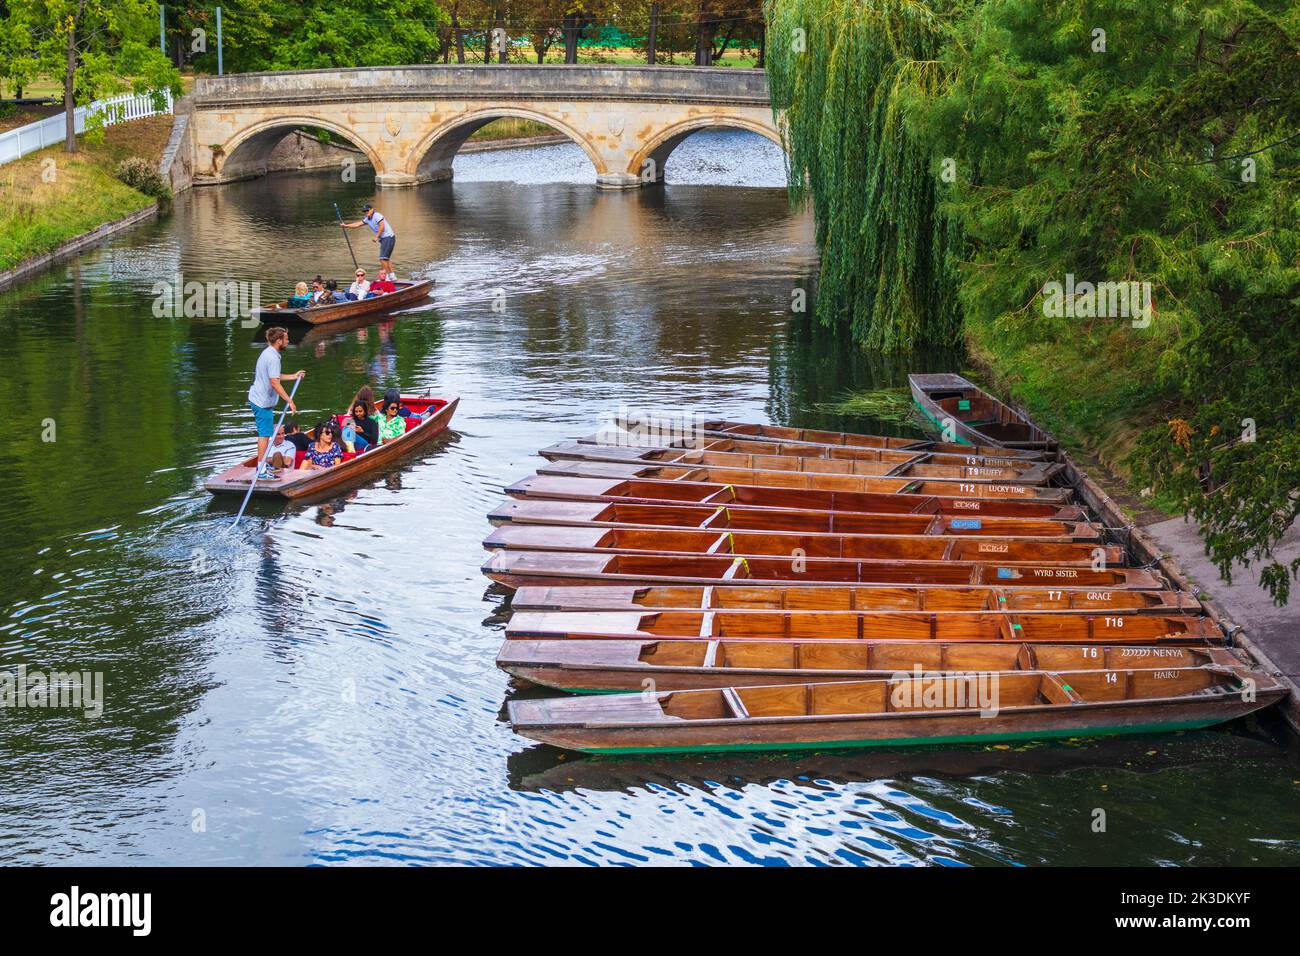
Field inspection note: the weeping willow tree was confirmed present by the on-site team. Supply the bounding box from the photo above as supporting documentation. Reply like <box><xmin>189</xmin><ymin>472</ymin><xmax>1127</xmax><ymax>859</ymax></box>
<box><xmin>764</xmin><ymin>0</ymin><xmax>962</xmax><ymax>350</ymax></box>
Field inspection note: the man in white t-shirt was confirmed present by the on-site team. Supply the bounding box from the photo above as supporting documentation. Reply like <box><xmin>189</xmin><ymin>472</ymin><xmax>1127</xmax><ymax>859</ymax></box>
<box><xmin>248</xmin><ymin>326</ymin><xmax>305</xmax><ymax>481</ymax></box>
<box><xmin>341</xmin><ymin>203</ymin><xmax>396</xmax><ymax>277</ymax></box>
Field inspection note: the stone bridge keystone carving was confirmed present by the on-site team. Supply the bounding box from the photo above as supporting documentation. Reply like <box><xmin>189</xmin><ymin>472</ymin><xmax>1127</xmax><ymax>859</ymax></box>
<box><xmin>189</xmin><ymin>65</ymin><xmax>781</xmax><ymax>189</ymax></box>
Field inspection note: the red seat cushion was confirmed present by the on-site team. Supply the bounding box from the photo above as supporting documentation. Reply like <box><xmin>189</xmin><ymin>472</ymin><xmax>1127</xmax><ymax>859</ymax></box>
<box><xmin>294</xmin><ymin>450</ymin><xmax>307</xmax><ymax>468</ymax></box>
<box><xmin>403</xmin><ymin>416</ymin><xmax>419</xmax><ymax>432</ymax></box>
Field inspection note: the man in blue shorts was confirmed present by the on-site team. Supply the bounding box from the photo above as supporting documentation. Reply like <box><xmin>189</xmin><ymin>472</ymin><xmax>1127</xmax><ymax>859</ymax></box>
<box><xmin>248</xmin><ymin>326</ymin><xmax>305</xmax><ymax>481</ymax></box>
<box><xmin>341</xmin><ymin>203</ymin><xmax>397</xmax><ymax>277</ymax></box>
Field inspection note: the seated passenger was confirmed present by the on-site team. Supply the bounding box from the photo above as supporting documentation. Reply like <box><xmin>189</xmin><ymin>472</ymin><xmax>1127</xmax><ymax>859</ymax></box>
<box><xmin>347</xmin><ymin>269</ymin><xmax>370</xmax><ymax>300</ymax></box>
<box><xmin>299</xmin><ymin>421</ymin><xmax>344</xmax><ymax>470</ymax></box>
<box><xmin>367</xmin><ymin>269</ymin><xmax>397</xmax><ymax>296</ymax></box>
<box><xmin>310</xmin><ymin>276</ymin><xmax>327</xmax><ymax>303</ymax></box>
<box><xmin>377</xmin><ymin>396</ymin><xmax>407</xmax><ymax>443</ymax></box>
<box><xmin>267</xmin><ymin>424</ymin><xmax>299</xmax><ymax>470</ymax></box>
<box><xmin>341</xmin><ymin>400</ymin><xmax>378</xmax><ymax>452</ymax></box>
<box><xmin>286</xmin><ymin>282</ymin><xmax>312</xmax><ymax>308</ymax></box>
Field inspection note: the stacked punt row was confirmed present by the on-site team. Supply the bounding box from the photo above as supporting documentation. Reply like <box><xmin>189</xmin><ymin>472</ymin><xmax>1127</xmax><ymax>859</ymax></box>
<box><xmin>485</xmin><ymin>381</ymin><xmax>1281</xmax><ymax>754</ymax></box>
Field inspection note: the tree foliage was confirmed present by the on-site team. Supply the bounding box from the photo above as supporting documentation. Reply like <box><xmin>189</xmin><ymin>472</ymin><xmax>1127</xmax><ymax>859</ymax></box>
<box><xmin>4</xmin><ymin>0</ymin><xmax>180</xmax><ymax>150</ymax></box>
<box><xmin>763</xmin><ymin>0</ymin><xmax>964</xmax><ymax>350</ymax></box>
<box><xmin>768</xmin><ymin>0</ymin><xmax>1300</xmax><ymax>601</ymax></box>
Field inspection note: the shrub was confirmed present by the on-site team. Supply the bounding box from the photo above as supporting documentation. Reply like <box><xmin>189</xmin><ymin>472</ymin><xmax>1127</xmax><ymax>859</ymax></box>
<box><xmin>114</xmin><ymin>157</ymin><xmax>171</xmax><ymax>202</ymax></box>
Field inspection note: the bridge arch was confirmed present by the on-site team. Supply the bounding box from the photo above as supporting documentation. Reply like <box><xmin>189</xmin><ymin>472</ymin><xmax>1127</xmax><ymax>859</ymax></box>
<box><xmin>215</xmin><ymin>116</ymin><xmax>384</xmax><ymax>184</ymax></box>
<box><xmin>404</xmin><ymin>108</ymin><xmax>607</xmax><ymax>185</ymax></box>
<box><xmin>628</xmin><ymin>117</ymin><xmax>784</xmax><ymax>184</ymax></box>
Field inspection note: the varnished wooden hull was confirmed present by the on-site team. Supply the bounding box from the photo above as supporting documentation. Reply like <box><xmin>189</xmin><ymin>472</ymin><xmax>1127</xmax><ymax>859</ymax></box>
<box><xmin>507</xmin><ymin>666</ymin><xmax>1284</xmax><ymax>754</ymax></box>
<box><xmin>483</xmin><ymin>524</ymin><xmax>1123</xmax><ymax>566</ymax></box>
<box><xmin>909</xmin><ymin>373</ymin><xmax>1054</xmax><ymax>450</ymax></box>
<box><xmin>608</xmin><ymin>415</ymin><xmax>1051</xmax><ymax>460</ymax></box>
<box><xmin>508</xmin><ymin>584</ymin><xmax>1204</xmax><ymax>615</ymax></box>
<box><xmin>251</xmin><ymin>279</ymin><xmax>434</xmax><ymax>325</ymax></box>
<box><xmin>538</xmin><ymin>440</ymin><xmax>1062</xmax><ymax>484</ymax></box>
<box><xmin>559</xmin><ymin>434</ymin><xmax>1048</xmax><ymax>469</ymax></box>
<box><xmin>499</xmin><ymin>640</ymin><xmax>1239</xmax><ymax>692</ymax></box>
<box><xmin>508</xmin><ymin>475</ymin><xmax>1078</xmax><ymax>515</ymax></box>
<box><xmin>503</xmin><ymin>610</ymin><xmax>1221</xmax><ymax>644</ymax></box>
<box><xmin>538</xmin><ymin>459</ymin><xmax>1067</xmax><ymax>499</ymax></box>
<box><xmin>204</xmin><ymin>396</ymin><xmax>458</xmax><ymax>500</ymax></box>
<box><xmin>483</xmin><ymin>550</ymin><xmax>1164</xmax><ymax>590</ymax></box>
<box><xmin>488</xmin><ymin>499</ymin><xmax>1101</xmax><ymax>540</ymax></box>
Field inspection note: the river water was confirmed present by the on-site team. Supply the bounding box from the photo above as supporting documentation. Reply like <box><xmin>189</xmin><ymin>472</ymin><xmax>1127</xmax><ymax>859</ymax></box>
<box><xmin>2</xmin><ymin>131</ymin><xmax>1298</xmax><ymax>866</ymax></box>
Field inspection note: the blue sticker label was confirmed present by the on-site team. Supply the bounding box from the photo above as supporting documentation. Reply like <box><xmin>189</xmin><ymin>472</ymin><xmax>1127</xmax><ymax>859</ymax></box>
<box><xmin>996</xmin><ymin>568</ymin><xmax>1016</xmax><ymax>579</ymax></box>
<box><xmin>958</xmin><ymin>399</ymin><xmax>971</xmax><ymax>411</ymax></box>
<box><xmin>950</xmin><ymin>518</ymin><xmax>983</xmax><ymax>530</ymax></box>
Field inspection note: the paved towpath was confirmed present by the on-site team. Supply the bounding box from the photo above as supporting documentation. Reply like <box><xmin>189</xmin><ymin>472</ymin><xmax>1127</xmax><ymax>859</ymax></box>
<box><xmin>1144</xmin><ymin>517</ymin><xmax>1300</xmax><ymax>684</ymax></box>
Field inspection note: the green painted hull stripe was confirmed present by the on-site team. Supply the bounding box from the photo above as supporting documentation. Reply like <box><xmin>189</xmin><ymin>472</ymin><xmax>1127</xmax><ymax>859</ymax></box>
<box><xmin>572</xmin><ymin>718</ymin><xmax>1218</xmax><ymax>755</ymax></box>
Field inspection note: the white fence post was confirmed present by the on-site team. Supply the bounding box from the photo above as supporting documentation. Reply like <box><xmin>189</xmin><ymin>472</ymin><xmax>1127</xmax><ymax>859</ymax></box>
<box><xmin>0</xmin><ymin>89</ymin><xmax>175</xmax><ymax>166</ymax></box>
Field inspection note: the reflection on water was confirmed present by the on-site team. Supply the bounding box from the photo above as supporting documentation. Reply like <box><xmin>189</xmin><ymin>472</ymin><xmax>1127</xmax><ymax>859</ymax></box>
<box><xmin>1</xmin><ymin>131</ymin><xmax>1298</xmax><ymax>866</ymax></box>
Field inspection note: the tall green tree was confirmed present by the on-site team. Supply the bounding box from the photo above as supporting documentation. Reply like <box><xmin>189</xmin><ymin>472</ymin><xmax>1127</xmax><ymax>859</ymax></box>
<box><xmin>912</xmin><ymin>0</ymin><xmax>1300</xmax><ymax>602</ymax></box>
<box><xmin>11</xmin><ymin>0</ymin><xmax>179</xmax><ymax>152</ymax></box>
<box><xmin>266</xmin><ymin>0</ymin><xmax>448</xmax><ymax>68</ymax></box>
<box><xmin>764</xmin><ymin>0</ymin><xmax>964</xmax><ymax>350</ymax></box>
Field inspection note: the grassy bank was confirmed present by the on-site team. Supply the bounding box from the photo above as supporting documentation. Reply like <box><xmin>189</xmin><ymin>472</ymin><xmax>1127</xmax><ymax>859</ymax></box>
<box><xmin>962</xmin><ymin>316</ymin><xmax>1176</xmax><ymax>511</ymax></box>
<box><xmin>0</xmin><ymin>115</ymin><xmax>173</xmax><ymax>271</ymax></box>
<box><xmin>466</xmin><ymin>117</ymin><xmax>561</xmax><ymax>142</ymax></box>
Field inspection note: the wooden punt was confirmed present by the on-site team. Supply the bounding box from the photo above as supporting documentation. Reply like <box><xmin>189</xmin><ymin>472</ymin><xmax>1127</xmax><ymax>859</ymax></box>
<box><xmin>251</xmin><ymin>279</ymin><xmax>434</xmax><ymax>325</ymax></box>
<box><xmin>482</xmin><ymin>551</ymin><xmax>1164</xmax><ymax>590</ymax></box>
<box><xmin>909</xmin><ymin>373</ymin><xmax>1053</xmax><ymax>450</ymax></box>
<box><xmin>509</xmin><ymin>474</ymin><xmax>1078</xmax><ymax>516</ymax></box>
<box><xmin>541</xmin><ymin>440</ymin><xmax>1061</xmax><ymax>484</ymax></box>
<box><xmin>608</xmin><ymin>415</ymin><xmax>1050</xmax><ymax>460</ymax></box>
<box><xmin>499</xmin><ymin>640</ymin><xmax>1238</xmax><ymax>692</ymax></box>
<box><xmin>539</xmin><ymin>459</ymin><xmax>1065</xmax><ymax>496</ymax></box>
<box><xmin>204</xmin><ymin>395</ymin><xmax>459</xmax><ymax>500</ymax></box>
<box><xmin>483</xmin><ymin>525</ymin><xmax>1125</xmax><ymax>567</ymax></box>
<box><xmin>489</xmin><ymin>499</ymin><xmax>1102</xmax><ymax>541</ymax></box>
<box><xmin>509</xmin><ymin>584</ymin><xmax>1204</xmax><ymax>615</ymax></box>
<box><xmin>506</xmin><ymin>663</ymin><xmax>1284</xmax><ymax>753</ymax></box>
<box><xmin>503</xmin><ymin>610</ymin><xmax>1220</xmax><ymax>645</ymax></box>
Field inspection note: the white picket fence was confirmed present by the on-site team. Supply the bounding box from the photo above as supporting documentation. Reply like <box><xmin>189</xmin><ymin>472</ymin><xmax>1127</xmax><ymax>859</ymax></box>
<box><xmin>0</xmin><ymin>89</ymin><xmax>174</xmax><ymax>166</ymax></box>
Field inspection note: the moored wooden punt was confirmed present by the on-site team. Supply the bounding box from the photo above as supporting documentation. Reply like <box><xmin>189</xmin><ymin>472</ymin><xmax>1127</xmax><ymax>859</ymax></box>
<box><xmin>503</xmin><ymin>610</ymin><xmax>1220</xmax><ymax>644</ymax></box>
<box><xmin>483</xmin><ymin>524</ymin><xmax>1124</xmax><ymax>567</ymax></box>
<box><xmin>507</xmin><ymin>664</ymin><xmax>1283</xmax><ymax>754</ymax></box>
<box><xmin>508</xmin><ymin>584</ymin><xmax>1204</xmax><ymax>615</ymax></box>
<box><xmin>250</xmin><ymin>279</ymin><xmax>434</xmax><ymax>325</ymax></box>
<box><xmin>483</xmin><ymin>550</ymin><xmax>1163</xmax><ymax>590</ymax></box>
<box><xmin>562</xmin><ymin>434</ymin><xmax>1046</xmax><ymax>469</ymax></box>
<box><xmin>489</xmin><ymin>499</ymin><xmax>1103</xmax><ymax>541</ymax></box>
<box><xmin>540</xmin><ymin>440</ymin><xmax>1062</xmax><ymax>484</ymax></box>
<box><xmin>498</xmin><ymin>640</ymin><xmax>1238</xmax><ymax>692</ymax></box>
<box><xmin>488</xmin><ymin>502</ymin><xmax>1097</xmax><ymax>538</ymax></box>
<box><xmin>538</xmin><ymin>459</ymin><xmax>1065</xmax><ymax>496</ymax></box>
<box><xmin>909</xmin><ymin>373</ymin><xmax>1054</xmax><ymax>450</ymax></box>
<box><xmin>508</xmin><ymin>475</ymin><xmax>1076</xmax><ymax>514</ymax></box>
<box><xmin>204</xmin><ymin>395</ymin><xmax>458</xmax><ymax>500</ymax></box>
<box><xmin>608</xmin><ymin>415</ymin><xmax>1050</xmax><ymax>460</ymax></box>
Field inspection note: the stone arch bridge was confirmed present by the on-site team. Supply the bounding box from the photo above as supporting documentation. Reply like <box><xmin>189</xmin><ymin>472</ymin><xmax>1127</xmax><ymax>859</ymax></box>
<box><xmin>188</xmin><ymin>65</ymin><xmax>780</xmax><ymax>189</ymax></box>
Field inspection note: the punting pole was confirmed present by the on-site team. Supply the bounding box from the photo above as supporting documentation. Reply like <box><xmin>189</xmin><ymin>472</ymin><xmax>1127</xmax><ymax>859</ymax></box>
<box><xmin>333</xmin><ymin>202</ymin><xmax>360</xmax><ymax>272</ymax></box>
<box><xmin>233</xmin><ymin>375</ymin><xmax>303</xmax><ymax>528</ymax></box>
